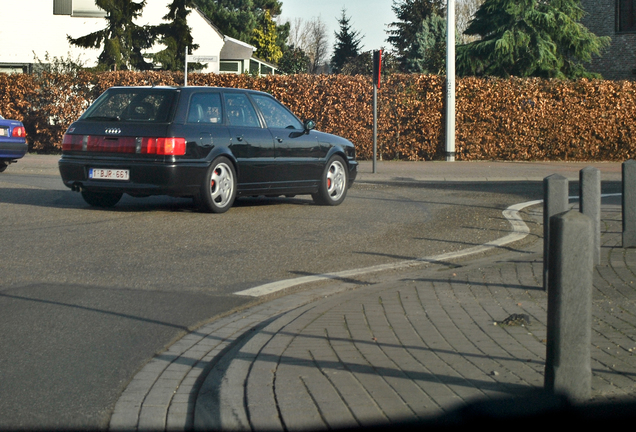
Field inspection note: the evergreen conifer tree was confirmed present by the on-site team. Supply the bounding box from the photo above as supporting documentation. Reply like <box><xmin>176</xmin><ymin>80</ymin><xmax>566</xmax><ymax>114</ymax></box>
<box><xmin>331</xmin><ymin>9</ymin><xmax>363</xmax><ymax>74</ymax></box>
<box><xmin>67</xmin><ymin>0</ymin><xmax>154</xmax><ymax>71</ymax></box>
<box><xmin>194</xmin><ymin>0</ymin><xmax>289</xmax><ymax>54</ymax></box>
<box><xmin>406</xmin><ymin>13</ymin><xmax>447</xmax><ymax>74</ymax></box>
<box><xmin>151</xmin><ymin>0</ymin><xmax>199</xmax><ymax>71</ymax></box>
<box><xmin>386</xmin><ymin>0</ymin><xmax>445</xmax><ymax>70</ymax></box>
<box><xmin>457</xmin><ymin>0</ymin><xmax>610</xmax><ymax>78</ymax></box>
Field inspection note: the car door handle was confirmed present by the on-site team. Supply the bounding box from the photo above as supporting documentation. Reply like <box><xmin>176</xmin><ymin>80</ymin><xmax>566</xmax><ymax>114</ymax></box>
<box><xmin>276</xmin><ymin>138</ymin><xmax>283</xmax><ymax>143</ymax></box>
<box><xmin>236</xmin><ymin>136</ymin><xmax>243</xmax><ymax>142</ymax></box>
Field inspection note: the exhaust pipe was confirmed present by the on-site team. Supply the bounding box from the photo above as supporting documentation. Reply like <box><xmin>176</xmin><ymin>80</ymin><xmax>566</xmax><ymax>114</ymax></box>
<box><xmin>71</xmin><ymin>182</ymin><xmax>83</xmax><ymax>192</ymax></box>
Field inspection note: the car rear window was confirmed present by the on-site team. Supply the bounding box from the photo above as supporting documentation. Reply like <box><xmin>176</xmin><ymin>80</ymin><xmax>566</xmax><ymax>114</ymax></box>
<box><xmin>81</xmin><ymin>89</ymin><xmax>177</xmax><ymax>123</ymax></box>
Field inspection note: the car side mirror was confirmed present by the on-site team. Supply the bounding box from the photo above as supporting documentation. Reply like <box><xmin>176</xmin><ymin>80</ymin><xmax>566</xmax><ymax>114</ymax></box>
<box><xmin>303</xmin><ymin>120</ymin><xmax>315</xmax><ymax>134</ymax></box>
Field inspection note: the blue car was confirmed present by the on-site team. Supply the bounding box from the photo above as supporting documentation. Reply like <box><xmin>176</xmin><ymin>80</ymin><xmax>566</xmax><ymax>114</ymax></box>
<box><xmin>0</xmin><ymin>115</ymin><xmax>27</xmax><ymax>172</ymax></box>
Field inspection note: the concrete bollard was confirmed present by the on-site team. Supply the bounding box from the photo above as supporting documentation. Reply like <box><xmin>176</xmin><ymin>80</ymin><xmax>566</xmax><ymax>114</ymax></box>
<box><xmin>544</xmin><ymin>210</ymin><xmax>593</xmax><ymax>401</ymax></box>
<box><xmin>623</xmin><ymin>160</ymin><xmax>636</xmax><ymax>248</ymax></box>
<box><xmin>579</xmin><ymin>167</ymin><xmax>601</xmax><ymax>265</ymax></box>
<box><xmin>543</xmin><ymin>174</ymin><xmax>569</xmax><ymax>290</ymax></box>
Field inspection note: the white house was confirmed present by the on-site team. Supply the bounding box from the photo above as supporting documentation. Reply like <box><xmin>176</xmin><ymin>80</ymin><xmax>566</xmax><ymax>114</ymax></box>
<box><xmin>0</xmin><ymin>0</ymin><xmax>276</xmax><ymax>75</ymax></box>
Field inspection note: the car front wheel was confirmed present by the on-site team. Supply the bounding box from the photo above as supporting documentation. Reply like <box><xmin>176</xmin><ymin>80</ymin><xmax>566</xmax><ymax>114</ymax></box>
<box><xmin>312</xmin><ymin>155</ymin><xmax>348</xmax><ymax>206</ymax></box>
<box><xmin>0</xmin><ymin>161</ymin><xmax>8</xmax><ymax>173</ymax></box>
<box><xmin>199</xmin><ymin>157</ymin><xmax>237</xmax><ymax>213</ymax></box>
<box><xmin>81</xmin><ymin>190</ymin><xmax>123</xmax><ymax>208</ymax></box>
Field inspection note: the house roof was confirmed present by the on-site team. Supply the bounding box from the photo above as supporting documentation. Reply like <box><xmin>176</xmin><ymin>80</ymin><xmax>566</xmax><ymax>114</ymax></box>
<box><xmin>192</xmin><ymin>6</ymin><xmax>225</xmax><ymax>41</ymax></box>
<box><xmin>220</xmin><ymin>36</ymin><xmax>257</xmax><ymax>60</ymax></box>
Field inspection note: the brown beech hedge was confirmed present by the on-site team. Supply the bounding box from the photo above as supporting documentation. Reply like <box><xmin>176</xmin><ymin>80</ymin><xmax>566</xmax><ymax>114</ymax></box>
<box><xmin>1</xmin><ymin>70</ymin><xmax>635</xmax><ymax>161</ymax></box>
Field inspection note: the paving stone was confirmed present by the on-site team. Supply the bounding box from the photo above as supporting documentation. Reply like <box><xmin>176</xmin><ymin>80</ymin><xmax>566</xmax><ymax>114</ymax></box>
<box><xmin>109</xmin><ymin>204</ymin><xmax>636</xmax><ymax>431</ymax></box>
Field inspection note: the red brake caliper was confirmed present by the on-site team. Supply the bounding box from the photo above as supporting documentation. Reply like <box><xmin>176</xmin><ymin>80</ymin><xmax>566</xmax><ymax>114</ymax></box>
<box><xmin>211</xmin><ymin>168</ymin><xmax>220</xmax><ymax>190</ymax></box>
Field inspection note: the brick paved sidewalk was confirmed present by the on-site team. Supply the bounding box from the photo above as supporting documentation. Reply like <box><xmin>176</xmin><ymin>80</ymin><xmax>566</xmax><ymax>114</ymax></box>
<box><xmin>109</xmin><ymin>204</ymin><xmax>636</xmax><ymax>431</ymax></box>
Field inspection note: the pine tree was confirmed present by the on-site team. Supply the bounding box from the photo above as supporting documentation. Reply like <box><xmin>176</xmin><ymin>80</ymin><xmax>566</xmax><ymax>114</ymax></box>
<box><xmin>67</xmin><ymin>0</ymin><xmax>154</xmax><ymax>71</ymax></box>
<box><xmin>251</xmin><ymin>10</ymin><xmax>283</xmax><ymax>64</ymax></box>
<box><xmin>457</xmin><ymin>0</ymin><xmax>610</xmax><ymax>78</ymax></box>
<box><xmin>406</xmin><ymin>13</ymin><xmax>447</xmax><ymax>74</ymax></box>
<box><xmin>194</xmin><ymin>0</ymin><xmax>289</xmax><ymax>54</ymax></box>
<box><xmin>151</xmin><ymin>0</ymin><xmax>199</xmax><ymax>71</ymax></box>
<box><xmin>386</xmin><ymin>0</ymin><xmax>445</xmax><ymax>70</ymax></box>
<box><xmin>331</xmin><ymin>9</ymin><xmax>363</xmax><ymax>74</ymax></box>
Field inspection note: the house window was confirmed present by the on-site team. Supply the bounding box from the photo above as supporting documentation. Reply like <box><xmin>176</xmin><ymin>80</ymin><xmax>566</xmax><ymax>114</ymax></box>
<box><xmin>260</xmin><ymin>64</ymin><xmax>273</xmax><ymax>75</ymax></box>
<box><xmin>618</xmin><ymin>0</ymin><xmax>636</xmax><ymax>32</ymax></box>
<box><xmin>249</xmin><ymin>60</ymin><xmax>260</xmax><ymax>75</ymax></box>
<box><xmin>220</xmin><ymin>62</ymin><xmax>240</xmax><ymax>73</ymax></box>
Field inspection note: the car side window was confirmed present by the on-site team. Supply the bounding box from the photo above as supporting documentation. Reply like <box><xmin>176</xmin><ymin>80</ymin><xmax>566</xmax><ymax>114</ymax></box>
<box><xmin>224</xmin><ymin>93</ymin><xmax>261</xmax><ymax>128</ymax></box>
<box><xmin>187</xmin><ymin>93</ymin><xmax>223</xmax><ymax>124</ymax></box>
<box><xmin>252</xmin><ymin>94</ymin><xmax>303</xmax><ymax>130</ymax></box>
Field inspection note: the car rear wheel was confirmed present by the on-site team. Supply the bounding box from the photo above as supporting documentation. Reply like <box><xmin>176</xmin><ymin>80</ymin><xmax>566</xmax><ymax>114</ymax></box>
<box><xmin>312</xmin><ymin>155</ymin><xmax>348</xmax><ymax>206</ymax></box>
<box><xmin>81</xmin><ymin>190</ymin><xmax>123</xmax><ymax>208</ymax></box>
<box><xmin>199</xmin><ymin>157</ymin><xmax>236</xmax><ymax>213</ymax></box>
<box><xmin>0</xmin><ymin>162</ymin><xmax>7</xmax><ymax>173</ymax></box>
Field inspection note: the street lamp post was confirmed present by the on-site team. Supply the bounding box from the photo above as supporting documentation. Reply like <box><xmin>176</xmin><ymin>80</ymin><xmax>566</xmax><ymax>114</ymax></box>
<box><xmin>446</xmin><ymin>0</ymin><xmax>456</xmax><ymax>162</ymax></box>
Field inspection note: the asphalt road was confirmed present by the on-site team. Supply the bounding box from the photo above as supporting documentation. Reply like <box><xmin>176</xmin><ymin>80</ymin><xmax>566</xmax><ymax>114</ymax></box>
<box><xmin>0</xmin><ymin>155</ymin><xmax>620</xmax><ymax>429</ymax></box>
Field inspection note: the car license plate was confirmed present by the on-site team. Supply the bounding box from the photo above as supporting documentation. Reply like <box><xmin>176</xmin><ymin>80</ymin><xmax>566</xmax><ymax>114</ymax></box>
<box><xmin>89</xmin><ymin>168</ymin><xmax>129</xmax><ymax>180</ymax></box>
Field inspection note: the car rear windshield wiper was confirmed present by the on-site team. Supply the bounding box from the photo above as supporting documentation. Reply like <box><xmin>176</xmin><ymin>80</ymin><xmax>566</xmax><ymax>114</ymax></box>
<box><xmin>86</xmin><ymin>115</ymin><xmax>121</xmax><ymax>121</ymax></box>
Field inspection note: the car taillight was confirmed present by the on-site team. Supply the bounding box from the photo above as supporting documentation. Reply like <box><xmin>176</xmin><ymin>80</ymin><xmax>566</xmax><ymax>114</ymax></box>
<box><xmin>139</xmin><ymin>137</ymin><xmax>186</xmax><ymax>155</ymax></box>
<box><xmin>11</xmin><ymin>126</ymin><xmax>25</xmax><ymax>138</ymax></box>
<box><xmin>62</xmin><ymin>134</ymin><xmax>186</xmax><ymax>156</ymax></box>
<box><xmin>62</xmin><ymin>134</ymin><xmax>83</xmax><ymax>151</ymax></box>
<box><xmin>155</xmin><ymin>137</ymin><xmax>186</xmax><ymax>155</ymax></box>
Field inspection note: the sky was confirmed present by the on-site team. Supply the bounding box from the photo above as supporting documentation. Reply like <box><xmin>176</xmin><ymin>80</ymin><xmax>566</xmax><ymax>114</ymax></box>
<box><xmin>278</xmin><ymin>0</ymin><xmax>396</xmax><ymax>56</ymax></box>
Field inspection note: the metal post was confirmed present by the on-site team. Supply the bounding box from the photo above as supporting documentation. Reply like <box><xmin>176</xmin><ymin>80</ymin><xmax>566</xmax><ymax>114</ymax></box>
<box><xmin>579</xmin><ymin>167</ymin><xmax>601</xmax><ymax>264</ymax></box>
<box><xmin>372</xmin><ymin>50</ymin><xmax>381</xmax><ymax>174</ymax></box>
<box><xmin>373</xmin><ymin>84</ymin><xmax>377</xmax><ymax>174</ymax></box>
<box><xmin>543</xmin><ymin>174</ymin><xmax>569</xmax><ymax>290</ymax></box>
<box><xmin>623</xmin><ymin>160</ymin><xmax>636</xmax><ymax>247</ymax></box>
<box><xmin>445</xmin><ymin>0</ymin><xmax>455</xmax><ymax>162</ymax></box>
<box><xmin>544</xmin><ymin>210</ymin><xmax>593</xmax><ymax>401</ymax></box>
<box><xmin>184</xmin><ymin>47</ymin><xmax>188</xmax><ymax>87</ymax></box>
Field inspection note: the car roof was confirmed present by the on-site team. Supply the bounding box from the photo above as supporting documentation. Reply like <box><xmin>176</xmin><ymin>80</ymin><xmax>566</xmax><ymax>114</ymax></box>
<box><xmin>107</xmin><ymin>86</ymin><xmax>271</xmax><ymax>96</ymax></box>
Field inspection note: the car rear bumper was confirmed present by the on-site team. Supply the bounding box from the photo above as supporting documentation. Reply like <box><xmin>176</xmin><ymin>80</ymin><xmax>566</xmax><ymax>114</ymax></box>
<box><xmin>58</xmin><ymin>155</ymin><xmax>208</xmax><ymax>197</ymax></box>
<box><xmin>0</xmin><ymin>139</ymin><xmax>27</xmax><ymax>160</ymax></box>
